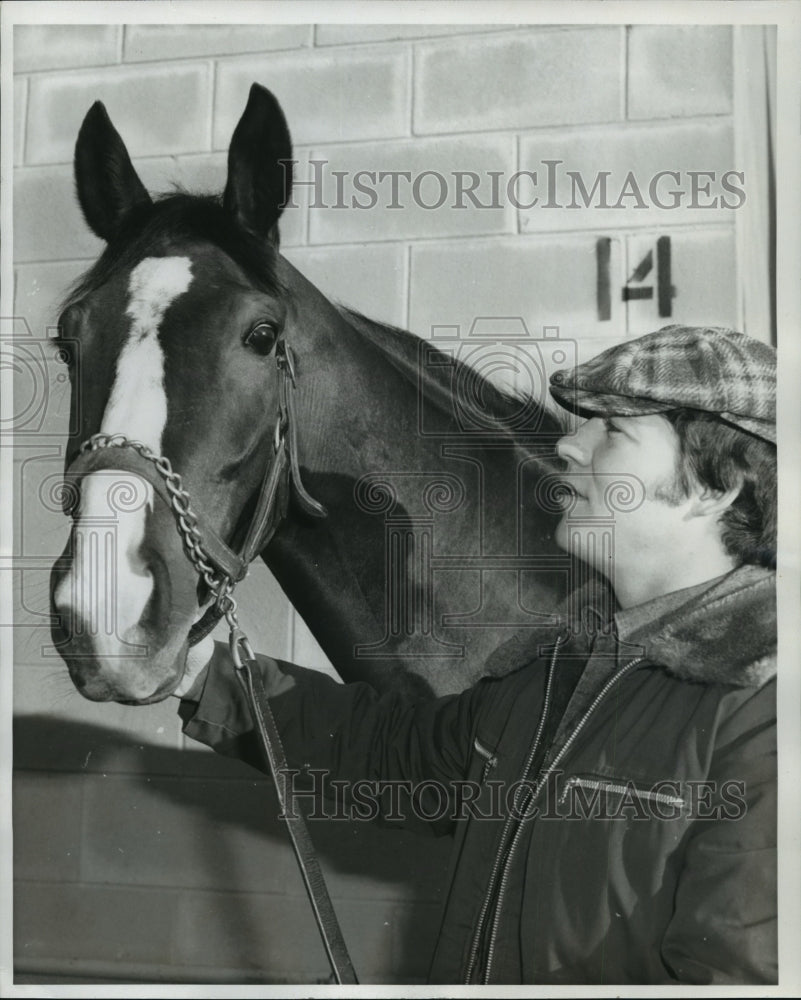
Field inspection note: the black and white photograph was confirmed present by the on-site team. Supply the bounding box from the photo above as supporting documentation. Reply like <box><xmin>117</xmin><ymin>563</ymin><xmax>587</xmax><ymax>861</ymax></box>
<box><xmin>2</xmin><ymin>0</ymin><xmax>799</xmax><ymax>993</ymax></box>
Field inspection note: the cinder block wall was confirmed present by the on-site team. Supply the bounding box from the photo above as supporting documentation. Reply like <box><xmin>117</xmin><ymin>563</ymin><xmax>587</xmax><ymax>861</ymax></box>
<box><xmin>13</xmin><ymin>22</ymin><xmax>749</xmax><ymax>984</ymax></box>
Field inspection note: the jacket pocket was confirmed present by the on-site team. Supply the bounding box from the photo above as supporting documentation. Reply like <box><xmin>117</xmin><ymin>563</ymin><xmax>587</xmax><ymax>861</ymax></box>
<box><xmin>558</xmin><ymin>772</ymin><xmax>685</xmax><ymax>819</ymax></box>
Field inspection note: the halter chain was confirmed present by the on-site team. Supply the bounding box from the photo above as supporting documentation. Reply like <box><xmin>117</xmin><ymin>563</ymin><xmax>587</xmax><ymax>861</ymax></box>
<box><xmin>77</xmin><ymin>432</ymin><xmax>242</xmax><ymax>634</ymax></box>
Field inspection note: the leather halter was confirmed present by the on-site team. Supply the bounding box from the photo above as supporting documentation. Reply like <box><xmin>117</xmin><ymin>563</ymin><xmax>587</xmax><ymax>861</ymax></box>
<box><xmin>62</xmin><ymin>338</ymin><xmax>326</xmax><ymax>641</ymax></box>
<box><xmin>61</xmin><ymin>338</ymin><xmax>358</xmax><ymax>984</ymax></box>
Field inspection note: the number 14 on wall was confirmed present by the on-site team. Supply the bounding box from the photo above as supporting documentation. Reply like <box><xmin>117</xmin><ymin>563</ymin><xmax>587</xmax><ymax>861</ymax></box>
<box><xmin>596</xmin><ymin>236</ymin><xmax>675</xmax><ymax>322</ymax></box>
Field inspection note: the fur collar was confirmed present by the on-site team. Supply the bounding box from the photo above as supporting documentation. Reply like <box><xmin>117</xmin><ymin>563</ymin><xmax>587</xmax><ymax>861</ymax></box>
<box><xmin>484</xmin><ymin>565</ymin><xmax>776</xmax><ymax>689</ymax></box>
<box><xmin>625</xmin><ymin>564</ymin><xmax>776</xmax><ymax>688</ymax></box>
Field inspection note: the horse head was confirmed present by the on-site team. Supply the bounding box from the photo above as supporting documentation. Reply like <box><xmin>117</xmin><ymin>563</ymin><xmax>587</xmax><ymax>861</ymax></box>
<box><xmin>51</xmin><ymin>82</ymin><xmax>578</xmax><ymax>706</ymax></box>
<box><xmin>50</xmin><ymin>84</ymin><xmax>316</xmax><ymax>703</ymax></box>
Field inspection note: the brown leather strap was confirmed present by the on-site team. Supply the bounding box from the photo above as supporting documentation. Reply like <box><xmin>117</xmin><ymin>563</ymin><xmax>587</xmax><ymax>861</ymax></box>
<box><xmin>279</xmin><ymin>351</ymin><xmax>327</xmax><ymax>520</ymax></box>
<box><xmin>235</xmin><ymin>650</ymin><xmax>359</xmax><ymax>985</ymax></box>
<box><xmin>239</xmin><ymin>434</ymin><xmax>291</xmax><ymax>566</ymax></box>
<box><xmin>186</xmin><ymin>442</ymin><xmax>293</xmax><ymax>645</ymax></box>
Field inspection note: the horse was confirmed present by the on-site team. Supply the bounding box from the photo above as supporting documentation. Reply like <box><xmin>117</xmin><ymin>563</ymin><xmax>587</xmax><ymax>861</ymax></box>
<box><xmin>49</xmin><ymin>83</ymin><xmax>581</xmax><ymax>706</ymax></box>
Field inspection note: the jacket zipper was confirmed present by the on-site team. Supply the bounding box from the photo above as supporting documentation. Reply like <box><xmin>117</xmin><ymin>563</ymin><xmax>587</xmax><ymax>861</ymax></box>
<box><xmin>464</xmin><ymin>635</ymin><xmax>563</xmax><ymax>984</ymax></box>
<box><xmin>558</xmin><ymin>774</ymin><xmax>685</xmax><ymax>809</ymax></box>
<box><xmin>479</xmin><ymin>653</ymin><xmax>645</xmax><ymax>984</ymax></box>
<box><xmin>473</xmin><ymin>737</ymin><xmax>498</xmax><ymax>783</ymax></box>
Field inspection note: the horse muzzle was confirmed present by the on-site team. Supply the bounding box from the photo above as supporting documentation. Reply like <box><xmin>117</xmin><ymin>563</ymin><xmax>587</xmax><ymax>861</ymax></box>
<box><xmin>49</xmin><ymin>468</ymin><xmax>201</xmax><ymax>704</ymax></box>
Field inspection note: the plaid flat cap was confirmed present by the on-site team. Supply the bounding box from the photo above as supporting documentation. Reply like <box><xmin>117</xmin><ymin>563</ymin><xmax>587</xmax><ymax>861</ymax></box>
<box><xmin>549</xmin><ymin>325</ymin><xmax>776</xmax><ymax>443</ymax></box>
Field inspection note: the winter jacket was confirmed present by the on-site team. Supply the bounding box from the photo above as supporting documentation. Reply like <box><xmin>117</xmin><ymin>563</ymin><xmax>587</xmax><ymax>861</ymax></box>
<box><xmin>180</xmin><ymin>564</ymin><xmax>777</xmax><ymax>985</ymax></box>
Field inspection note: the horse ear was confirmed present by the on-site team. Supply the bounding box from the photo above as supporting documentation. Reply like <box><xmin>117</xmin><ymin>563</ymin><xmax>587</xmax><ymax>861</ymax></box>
<box><xmin>223</xmin><ymin>83</ymin><xmax>293</xmax><ymax>240</ymax></box>
<box><xmin>73</xmin><ymin>102</ymin><xmax>151</xmax><ymax>242</ymax></box>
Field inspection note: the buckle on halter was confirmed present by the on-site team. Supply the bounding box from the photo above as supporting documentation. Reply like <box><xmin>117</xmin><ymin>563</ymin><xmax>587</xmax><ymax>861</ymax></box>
<box><xmin>273</xmin><ymin>414</ymin><xmax>287</xmax><ymax>454</ymax></box>
<box><xmin>276</xmin><ymin>339</ymin><xmax>296</xmax><ymax>384</ymax></box>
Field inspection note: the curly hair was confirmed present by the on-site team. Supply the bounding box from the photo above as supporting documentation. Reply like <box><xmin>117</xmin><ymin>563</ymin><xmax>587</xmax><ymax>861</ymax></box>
<box><xmin>659</xmin><ymin>408</ymin><xmax>777</xmax><ymax>569</ymax></box>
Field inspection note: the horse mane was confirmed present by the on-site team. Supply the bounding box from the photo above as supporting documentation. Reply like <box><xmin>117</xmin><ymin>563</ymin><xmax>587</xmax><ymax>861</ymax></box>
<box><xmin>339</xmin><ymin>307</ymin><xmax>566</xmax><ymax>438</ymax></box>
<box><xmin>60</xmin><ymin>191</ymin><xmax>283</xmax><ymax>314</ymax></box>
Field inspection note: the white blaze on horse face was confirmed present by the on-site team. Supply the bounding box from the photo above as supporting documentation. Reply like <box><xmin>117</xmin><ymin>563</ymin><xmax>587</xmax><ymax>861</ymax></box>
<box><xmin>102</xmin><ymin>256</ymin><xmax>192</xmax><ymax>449</ymax></box>
<box><xmin>56</xmin><ymin>257</ymin><xmax>193</xmax><ymax>653</ymax></box>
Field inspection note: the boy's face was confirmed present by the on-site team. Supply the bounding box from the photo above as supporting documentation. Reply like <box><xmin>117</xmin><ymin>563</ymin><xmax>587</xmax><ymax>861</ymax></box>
<box><xmin>554</xmin><ymin>413</ymin><xmax>696</xmax><ymax>586</ymax></box>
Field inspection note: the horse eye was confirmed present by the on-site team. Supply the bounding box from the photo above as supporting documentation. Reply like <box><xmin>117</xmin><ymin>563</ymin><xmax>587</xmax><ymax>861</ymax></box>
<box><xmin>243</xmin><ymin>322</ymin><xmax>277</xmax><ymax>356</ymax></box>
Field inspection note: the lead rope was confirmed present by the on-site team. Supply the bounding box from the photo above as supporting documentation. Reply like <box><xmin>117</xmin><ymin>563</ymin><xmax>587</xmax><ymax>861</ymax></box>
<box><xmin>186</xmin><ymin>343</ymin><xmax>355</xmax><ymax>984</ymax></box>
<box><xmin>217</xmin><ymin>595</ymin><xmax>358</xmax><ymax>985</ymax></box>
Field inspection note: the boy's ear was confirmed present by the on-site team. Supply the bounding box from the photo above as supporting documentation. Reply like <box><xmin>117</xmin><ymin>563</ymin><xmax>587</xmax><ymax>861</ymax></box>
<box><xmin>689</xmin><ymin>481</ymin><xmax>742</xmax><ymax>519</ymax></box>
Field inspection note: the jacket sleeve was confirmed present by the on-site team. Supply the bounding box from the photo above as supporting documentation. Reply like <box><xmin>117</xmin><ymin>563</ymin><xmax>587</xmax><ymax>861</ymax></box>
<box><xmin>661</xmin><ymin>679</ymin><xmax>777</xmax><ymax>984</ymax></box>
<box><xmin>179</xmin><ymin>640</ymin><xmax>490</xmax><ymax>828</ymax></box>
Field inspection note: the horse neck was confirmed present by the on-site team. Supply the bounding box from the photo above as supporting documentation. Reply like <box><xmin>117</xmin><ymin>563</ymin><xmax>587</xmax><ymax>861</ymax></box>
<box><xmin>263</xmin><ymin>259</ymin><xmax>562</xmax><ymax>695</ymax></box>
<box><xmin>279</xmin><ymin>257</ymin><xmax>456</xmax><ymax>475</ymax></box>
